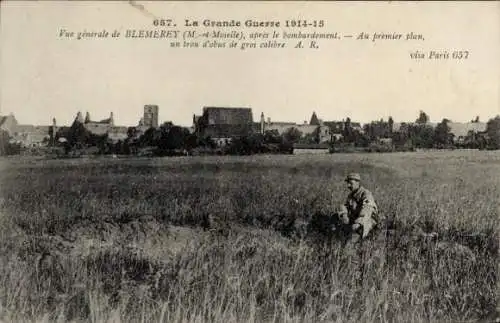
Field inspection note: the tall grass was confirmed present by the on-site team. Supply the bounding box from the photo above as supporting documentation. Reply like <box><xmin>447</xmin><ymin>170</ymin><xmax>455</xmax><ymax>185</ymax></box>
<box><xmin>0</xmin><ymin>152</ymin><xmax>498</xmax><ymax>322</ymax></box>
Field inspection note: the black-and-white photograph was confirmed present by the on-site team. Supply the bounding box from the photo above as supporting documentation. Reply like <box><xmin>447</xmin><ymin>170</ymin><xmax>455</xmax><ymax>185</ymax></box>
<box><xmin>0</xmin><ymin>1</ymin><xmax>499</xmax><ymax>322</ymax></box>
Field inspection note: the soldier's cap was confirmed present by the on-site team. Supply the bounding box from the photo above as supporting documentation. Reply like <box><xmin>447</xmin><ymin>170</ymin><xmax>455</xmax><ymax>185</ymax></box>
<box><xmin>345</xmin><ymin>173</ymin><xmax>361</xmax><ymax>182</ymax></box>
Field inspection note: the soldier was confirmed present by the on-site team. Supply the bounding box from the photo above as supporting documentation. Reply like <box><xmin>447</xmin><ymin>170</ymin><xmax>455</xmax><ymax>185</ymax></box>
<box><xmin>334</xmin><ymin>173</ymin><xmax>380</xmax><ymax>245</ymax></box>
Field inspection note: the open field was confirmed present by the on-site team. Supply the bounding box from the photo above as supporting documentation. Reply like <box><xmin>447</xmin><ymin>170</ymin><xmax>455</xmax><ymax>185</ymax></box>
<box><xmin>0</xmin><ymin>151</ymin><xmax>499</xmax><ymax>322</ymax></box>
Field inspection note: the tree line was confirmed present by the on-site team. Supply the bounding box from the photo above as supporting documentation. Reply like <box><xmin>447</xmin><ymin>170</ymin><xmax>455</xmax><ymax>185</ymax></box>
<box><xmin>1</xmin><ymin>112</ymin><xmax>500</xmax><ymax>156</ymax></box>
<box><xmin>334</xmin><ymin>112</ymin><xmax>500</xmax><ymax>151</ymax></box>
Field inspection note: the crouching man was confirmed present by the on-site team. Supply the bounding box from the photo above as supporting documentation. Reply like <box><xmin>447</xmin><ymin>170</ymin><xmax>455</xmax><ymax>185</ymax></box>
<box><xmin>333</xmin><ymin>173</ymin><xmax>380</xmax><ymax>246</ymax></box>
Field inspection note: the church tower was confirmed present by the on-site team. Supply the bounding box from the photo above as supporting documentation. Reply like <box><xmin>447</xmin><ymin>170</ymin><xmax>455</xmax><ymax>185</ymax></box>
<box><xmin>143</xmin><ymin>105</ymin><xmax>159</xmax><ymax>128</ymax></box>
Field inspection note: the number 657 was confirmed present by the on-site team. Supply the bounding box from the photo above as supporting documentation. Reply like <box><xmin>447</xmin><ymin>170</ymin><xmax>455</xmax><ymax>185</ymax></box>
<box><xmin>452</xmin><ymin>51</ymin><xmax>469</xmax><ymax>59</ymax></box>
<box><xmin>153</xmin><ymin>19</ymin><xmax>173</xmax><ymax>27</ymax></box>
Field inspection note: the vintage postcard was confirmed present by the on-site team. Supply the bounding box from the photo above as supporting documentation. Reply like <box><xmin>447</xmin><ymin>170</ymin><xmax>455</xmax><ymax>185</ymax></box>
<box><xmin>0</xmin><ymin>1</ymin><xmax>499</xmax><ymax>322</ymax></box>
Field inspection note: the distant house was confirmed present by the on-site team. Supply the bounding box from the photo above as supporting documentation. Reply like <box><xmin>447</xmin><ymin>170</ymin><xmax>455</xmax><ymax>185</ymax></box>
<box><xmin>108</xmin><ymin>126</ymin><xmax>129</xmax><ymax>143</ymax></box>
<box><xmin>73</xmin><ymin>111</ymin><xmax>127</xmax><ymax>142</ymax></box>
<box><xmin>81</xmin><ymin>111</ymin><xmax>114</xmax><ymax>135</ymax></box>
<box><xmin>260</xmin><ymin>112</ymin><xmax>331</xmax><ymax>143</ymax></box>
<box><xmin>260</xmin><ymin>116</ymin><xmax>296</xmax><ymax>135</ymax></box>
<box><xmin>12</xmin><ymin>125</ymin><xmax>51</xmax><ymax>147</ymax></box>
<box><xmin>0</xmin><ymin>113</ymin><xmax>51</xmax><ymax>147</ymax></box>
<box><xmin>292</xmin><ymin>143</ymin><xmax>330</xmax><ymax>154</ymax></box>
<box><xmin>61</xmin><ymin>111</ymin><xmax>129</xmax><ymax>145</ymax></box>
<box><xmin>194</xmin><ymin>107</ymin><xmax>255</xmax><ymax>145</ymax></box>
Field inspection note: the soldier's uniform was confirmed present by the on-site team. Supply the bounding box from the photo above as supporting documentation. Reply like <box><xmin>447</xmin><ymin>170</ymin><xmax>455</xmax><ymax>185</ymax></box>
<box><xmin>334</xmin><ymin>174</ymin><xmax>386</xmax><ymax>283</ymax></box>
<box><xmin>335</xmin><ymin>173</ymin><xmax>380</xmax><ymax>244</ymax></box>
<box><xmin>345</xmin><ymin>185</ymin><xmax>379</xmax><ymax>238</ymax></box>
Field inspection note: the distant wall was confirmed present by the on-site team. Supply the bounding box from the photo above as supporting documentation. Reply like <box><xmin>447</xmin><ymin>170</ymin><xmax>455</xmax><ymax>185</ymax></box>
<box><xmin>293</xmin><ymin>148</ymin><xmax>329</xmax><ymax>155</ymax></box>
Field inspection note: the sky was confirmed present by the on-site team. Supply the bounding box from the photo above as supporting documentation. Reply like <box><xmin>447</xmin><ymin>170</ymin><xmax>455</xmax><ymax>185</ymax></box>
<box><xmin>1</xmin><ymin>1</ymin><xmax>499</xmax><ymax>127</ymax></box>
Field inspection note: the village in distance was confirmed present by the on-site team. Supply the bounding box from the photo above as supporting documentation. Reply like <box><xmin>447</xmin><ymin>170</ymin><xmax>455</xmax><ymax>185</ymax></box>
<box><xmin>1</xmin><ymin>104</ymin><xmax>499</xmax><ymax>157</ymax></box>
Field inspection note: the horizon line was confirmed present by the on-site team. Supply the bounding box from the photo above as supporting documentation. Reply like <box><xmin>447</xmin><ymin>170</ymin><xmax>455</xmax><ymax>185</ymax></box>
<box><xmin>1</xmin><ymin>108</ymin><xmax>497</xmax><ymax>128</ymax></box>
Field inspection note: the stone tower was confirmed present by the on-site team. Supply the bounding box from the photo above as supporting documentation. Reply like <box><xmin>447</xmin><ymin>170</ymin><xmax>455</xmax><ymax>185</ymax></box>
<box><xmin>109</xmin><ymin>112</ymin><xmax>114</xmax><ymax>126</ymax></box>
<box><xmin>143</xmin><ymin>105</ymin><xmax>159</xmax><ymax>128</ymax></box>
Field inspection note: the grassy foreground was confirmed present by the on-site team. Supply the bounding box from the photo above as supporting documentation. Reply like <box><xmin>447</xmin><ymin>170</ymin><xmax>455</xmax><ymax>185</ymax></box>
<box><xmin>0</xmin><ymin>152</ymin><xmax>498</xmax><ymax>322</ymax></box>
